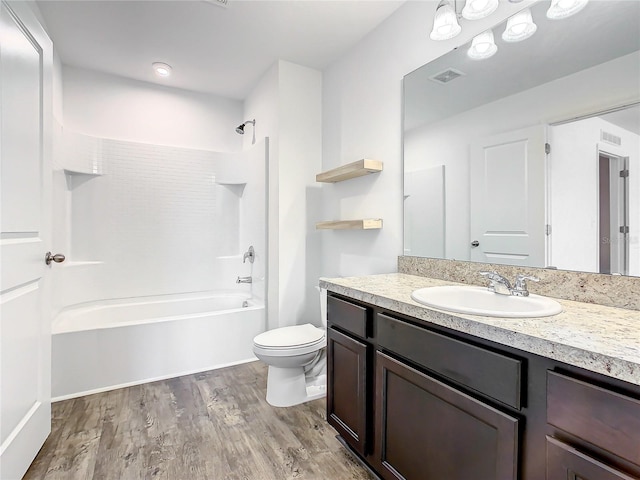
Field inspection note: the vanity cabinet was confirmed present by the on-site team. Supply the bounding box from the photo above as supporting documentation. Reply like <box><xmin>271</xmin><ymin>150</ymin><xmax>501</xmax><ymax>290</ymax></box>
<box><xmin>326</xmin><ymin>296</ymin><xmax>372</xmax><ymax>457</ymax></box>
<box><xmin>546</xmin><ymin>437</ymin><xmax>637</xmax><ymax>480</ymax></box>
<box><xmin>375</xmin><ymin>351</ymin><xmax>519</xmax><ymax>480</ymax></box>
<box><xmin>546</xmin><ymin>371</ymin><xmax>640</xmax><ymax>480</ymax></box>
<box><xmin>325</xmin><ymin>292</ymin><xmax>640</xmax><ymax>480</ymax></box>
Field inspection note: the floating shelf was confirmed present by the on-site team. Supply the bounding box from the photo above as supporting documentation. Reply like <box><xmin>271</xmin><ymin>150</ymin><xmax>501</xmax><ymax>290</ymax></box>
<box><xmin>316</xmin><ymin>159</ymin><xmax>383</xmax><ymax>183</ymax></box>
<box><xmin>63</xmin><ymin>168</ymin><xmax>103</xmax><ymax>176</ymax></box>
<box><xmin>316</xmin><ymin>219</ymin><xmax>383</xmax><ymax>230</ymax></box>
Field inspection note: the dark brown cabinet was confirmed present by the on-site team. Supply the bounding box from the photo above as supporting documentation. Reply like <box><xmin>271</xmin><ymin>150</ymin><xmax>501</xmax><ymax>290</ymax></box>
<box><xmin>546</xmin><ymin>436</ymin><xmax>637</xmax><ymax>480</ymax></box>
<box><xmin>546</xmin><ymin>371</ymin><xmax>640</xmax><ymax>480</ymax></box>
<box><xmin>375</xmin><ymin>352</ymin><xmax>519</xmax><ymax>480</ymax></box>
<box><xmin>325</xmin><ymin>292</ymin><xmax>640</xmax><ymax>480</ymax></box>
<box><xmin>327</xmin><ymin>325</ymin><xmax>370</xmax><ymax>456</ymax></box>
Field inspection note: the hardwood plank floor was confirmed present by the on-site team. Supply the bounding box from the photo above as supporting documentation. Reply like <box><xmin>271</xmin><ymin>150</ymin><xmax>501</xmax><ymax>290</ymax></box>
<box><xmin>25</xmin><ymin>361</ymin><xmax>373</xmax><ymax>480</ymax></box>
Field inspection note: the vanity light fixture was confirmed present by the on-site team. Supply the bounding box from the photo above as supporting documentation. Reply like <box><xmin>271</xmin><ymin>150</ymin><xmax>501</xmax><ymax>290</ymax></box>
<box><xmin>502</xmin><ymin>8</ymin><xmax>537</xmax><ymax>42</ymax></box>
<box><xmin>467</xmin><ymin>29</ymin><xmax>498</xmax><ymax>60</ymax></box>
<box><xmin>546</xmin><ymin>0</ymin><xmax>589</xmax><ymax>19</ymax></box>
<box><xmin>152</xmin><ymin>62</ymin><xmax>172</xmax><ymax>77</ymax></box>
<box><xmin>430</xmin><ymin>0</ymin><xmax>462</xmax><ymax>41</ymax></box>
<box><xmin>462</xmin><ymin>0</ymin><xmax>499</xmax><ymax>20</ymax></box>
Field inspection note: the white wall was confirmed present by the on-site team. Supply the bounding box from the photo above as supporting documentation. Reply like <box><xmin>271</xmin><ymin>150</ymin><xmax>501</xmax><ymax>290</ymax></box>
<box><xmin>62</xmin><ymin>66</ymin><xmax>242</xmax><ymax>152</ymax></box>
<box><xmin>550</xmin><ymin>117</ymin><xmax>640</xmax><ymax>275</ymax></box>
<box><xmin>320</xmin><ymin>0</ymin><xmax>533</xmax><ymax>278</ymax></box>
<box><xmin>244</xmin><ymin>61</ymin><xmax>322</xmax><ymax>329</ymax></box>
<box><xmin>244</xmin><ymin>64</ymin><xmax>280</xmax><ymax>329</ymax></box>
<box><xmin>237</xmin><ymin>138</ymin><xmax>269</xmax><ymax>305</ymax></box>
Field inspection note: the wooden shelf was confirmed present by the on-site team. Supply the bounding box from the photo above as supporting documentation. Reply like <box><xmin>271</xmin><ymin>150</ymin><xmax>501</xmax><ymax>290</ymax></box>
<box><xmin>316</xmin><ymin>159</ymin><xmax>383</xmax><ymax>183</ymax></box>
<box><xmin>316</xmin><ymin>219</ymin><xmax>383</xmax><ymax>230</ymax></box>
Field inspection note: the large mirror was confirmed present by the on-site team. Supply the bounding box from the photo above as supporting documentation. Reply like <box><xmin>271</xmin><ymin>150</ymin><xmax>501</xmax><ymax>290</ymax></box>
<box><xmin>403</xmin><ymin>0</ymin><xmax>640</xmax><ymax>276</ymax></box>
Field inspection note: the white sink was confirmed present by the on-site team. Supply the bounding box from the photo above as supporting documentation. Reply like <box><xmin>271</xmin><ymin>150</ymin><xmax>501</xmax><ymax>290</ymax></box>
<box><xmin>411</xmin><ymin>286</ymin><xmax>562</xmax><ymax>318</ymax></box>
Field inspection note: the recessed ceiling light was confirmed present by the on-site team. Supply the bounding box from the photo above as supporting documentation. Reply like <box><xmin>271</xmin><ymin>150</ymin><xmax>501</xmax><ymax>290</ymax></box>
<box><xmin>152</xmin><ymin>62</ymin><xmax>172</xmax><ymax>77</ymax></box>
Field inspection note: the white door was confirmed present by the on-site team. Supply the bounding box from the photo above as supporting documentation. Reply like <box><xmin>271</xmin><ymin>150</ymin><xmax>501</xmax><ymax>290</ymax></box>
<box><xmin>1</xmin><ymin>2</ymin><xmax>53</xmax><ymax>478</ymax></box>
<box><xmin>470</xmin><ymin>125</ymin><xmax>547</xmax><ymax>267</ymax></box>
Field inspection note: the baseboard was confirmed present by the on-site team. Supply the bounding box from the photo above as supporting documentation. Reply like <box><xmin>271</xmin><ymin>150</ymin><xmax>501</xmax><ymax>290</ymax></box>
<box><xmin>52</xmin><ymin>356</ymin><xmax>259</xmax><ymax>402</ymax></box>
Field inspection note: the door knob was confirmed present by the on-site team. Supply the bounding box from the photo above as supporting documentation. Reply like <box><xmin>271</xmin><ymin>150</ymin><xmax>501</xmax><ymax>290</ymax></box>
<box><xmin>45</xmin><ymin>252</ymin><xmax>66</xmax><ymax>265</ymax></box>
<box><xmin>471</xmin><ymin>240</ymin><xmax>480</xmax><ymax>247</ymax></box>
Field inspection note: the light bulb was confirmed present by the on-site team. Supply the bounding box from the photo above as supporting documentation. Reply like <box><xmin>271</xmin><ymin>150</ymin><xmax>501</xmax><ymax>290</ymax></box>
<box><xmin>152</xmin><ymin>62</ymin><xmax>172</xmax><ymax>77</ymax></box>
<box><xmin>468</xmin><ymin>29</ymin><xmax>498</xmax><ymax>60</ymax></box>
<box><xmin>547</xmin><ymin>0</ymin><xmax>588</xmax><ymax>19</ymax></box>
<box><xmin>502</xmin><ymin>9</ymin><xmax>537</xmax><ymax>42</ymax></box>
<box><xmin>430</xmin><ymin>1</ymin><xmax>462</xmax><ymax>41</ymax></box>
<box><xmin>462</xmin><ymin>0</ymin><xmax>499</xmax><ymax>20</ymax></box>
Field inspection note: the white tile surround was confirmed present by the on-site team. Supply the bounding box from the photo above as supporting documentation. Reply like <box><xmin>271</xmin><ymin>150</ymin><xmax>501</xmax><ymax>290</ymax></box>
<box><xmin>52</xmin><ymin>127</ymin><xmax>266</xmax><ymax>312</ymax></box>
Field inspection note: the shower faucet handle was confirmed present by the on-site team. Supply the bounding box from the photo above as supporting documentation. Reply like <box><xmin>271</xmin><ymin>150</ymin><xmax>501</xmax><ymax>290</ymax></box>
<box><xmin>243</xmin><ymin>246</ymin><xmax>255</xmax><ymax>264</ymax></box>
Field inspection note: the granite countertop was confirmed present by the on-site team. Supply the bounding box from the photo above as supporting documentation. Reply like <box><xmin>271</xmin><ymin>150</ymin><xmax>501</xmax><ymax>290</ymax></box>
<box><xmin>320</xmin><ymin>273</ymin><xmax>640</xmax><ymax>386</ymax></box>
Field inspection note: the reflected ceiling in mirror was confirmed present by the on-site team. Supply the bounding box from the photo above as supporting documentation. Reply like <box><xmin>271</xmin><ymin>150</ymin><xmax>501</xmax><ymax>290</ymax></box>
<box><xmin>403</xmin><ymin>0</ymin><xmax>640</xmax><ymax>276</ymax></box>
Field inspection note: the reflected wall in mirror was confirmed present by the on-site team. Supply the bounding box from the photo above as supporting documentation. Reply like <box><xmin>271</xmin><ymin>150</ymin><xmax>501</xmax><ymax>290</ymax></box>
<box><xmin>403</xmin><ymin>0</ymin><xmax>640</xmax><ymax>276</ymax></box>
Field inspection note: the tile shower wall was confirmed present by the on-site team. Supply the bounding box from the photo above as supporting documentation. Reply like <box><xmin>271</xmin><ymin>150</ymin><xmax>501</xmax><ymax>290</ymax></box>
<box><xmin>54</xmin><ymin>130</ymin><xmax>265</xmax><ymax>310</ymax></box>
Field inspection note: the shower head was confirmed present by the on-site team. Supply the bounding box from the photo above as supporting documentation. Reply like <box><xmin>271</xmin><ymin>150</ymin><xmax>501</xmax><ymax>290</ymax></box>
<box><xmin>235</xmin><ymin>119</ymin><xmax>255</xmax><ymax>135</ymax></box>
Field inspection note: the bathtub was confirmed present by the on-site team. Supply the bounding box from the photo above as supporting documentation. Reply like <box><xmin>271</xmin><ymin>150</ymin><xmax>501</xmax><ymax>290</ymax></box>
<box><xmin>51</xmin><ymin>291</ymin><xmax>265</xmax><ymax>401</ymax></box>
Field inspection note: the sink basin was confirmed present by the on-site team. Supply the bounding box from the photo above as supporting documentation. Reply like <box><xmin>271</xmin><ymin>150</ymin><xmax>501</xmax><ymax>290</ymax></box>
<box><xmin>411</xmin><ymin>286</ymin><xmax>562</xmax><ymax>318</ymax></box>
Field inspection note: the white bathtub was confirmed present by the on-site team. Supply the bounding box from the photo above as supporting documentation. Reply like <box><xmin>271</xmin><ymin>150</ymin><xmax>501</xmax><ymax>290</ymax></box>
<box><xmin>51</xmin><ymin>291</ymin><xmax>265</xmax><ymax>401</ymax></box>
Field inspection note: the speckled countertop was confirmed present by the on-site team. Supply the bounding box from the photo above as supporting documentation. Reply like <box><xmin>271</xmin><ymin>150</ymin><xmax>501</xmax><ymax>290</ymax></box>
<box><xmin>320</xmin><ymin>273</ymin><xmax>640</xmax><ymax>386</ymax></box>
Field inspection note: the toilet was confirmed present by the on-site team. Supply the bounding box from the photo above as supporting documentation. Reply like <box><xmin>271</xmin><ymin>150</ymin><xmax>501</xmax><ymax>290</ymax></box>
<box><xmin>253</xmin><ymin>288</ymin><xmax>327</xmax><ymax>407</ymax></box>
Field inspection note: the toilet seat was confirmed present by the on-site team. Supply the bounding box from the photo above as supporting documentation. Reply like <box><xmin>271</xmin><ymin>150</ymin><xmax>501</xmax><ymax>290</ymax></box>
<box><xmin>253</xmin><ymin>323</ymin><xmax>325</xmax><ymax>357</ymax></box>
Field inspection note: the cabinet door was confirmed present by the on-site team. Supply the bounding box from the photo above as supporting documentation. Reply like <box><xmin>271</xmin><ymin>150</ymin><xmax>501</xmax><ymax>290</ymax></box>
<box><xmin>327</xmin><ymin>327</ymin><xmax>369</xmax><ymax>456</ymax></box>
<box><xmin>546</xmin><ymin>437</ymin><xmax>638</xmax><ymax>480</ymax></box>
<box><xmin>375</xmin><ymin>352</ymin><xmax>519</xmax><ymax>480</ymax></box>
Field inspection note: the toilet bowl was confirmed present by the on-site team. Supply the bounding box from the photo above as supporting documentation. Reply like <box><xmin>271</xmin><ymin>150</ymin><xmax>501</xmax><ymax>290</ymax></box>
<box><xmin>253</xmin><ymin>289</ymin><xmax>327</xmax><ymax>407</ymax></box>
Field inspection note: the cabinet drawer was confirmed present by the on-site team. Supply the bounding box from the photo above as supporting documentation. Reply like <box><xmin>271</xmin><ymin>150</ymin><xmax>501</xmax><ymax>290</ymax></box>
<box><xmin>547</xmin><ymin>371</ymin><xmax>640</xmax><ymax>467</ymax></box>
<box><xmin>377</xmin><ymin>313</ymin><xmax>522</xmax><ymax>409</ymax></box>
<box><xmin>327</xmin><ymin>295</ymin><xmax>369</xmax><ymax>339</ymax></box>
<box><xmin>546</xmin><ymin>436</ymin><xmax>637</xmax><ymax>480</ymax></box>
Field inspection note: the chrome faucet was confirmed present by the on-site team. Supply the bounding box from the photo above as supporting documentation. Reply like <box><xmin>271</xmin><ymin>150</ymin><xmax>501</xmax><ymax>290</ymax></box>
<box><xmin>236</xmin><ymin>276</ymin><xmax>252</xmax><ymax>284</ymax></box>
<box><xmin>478</xmin><ymin>271</ymin><xmax>513</xmax><ymax>295</ymax></box>
<box><xmin>479</xmin><ymin>271</ymin><xmax>539</xmax><ymax>296</ymax></box>
<box><xmin>512</xmin><ymin>274</ymin><xmax>539</xmax><ymax>297</ymax></box>
<box><xmin>243</xmin><ymin>246</ymin><xmax>255</xmax><ymax>264</ymax></box>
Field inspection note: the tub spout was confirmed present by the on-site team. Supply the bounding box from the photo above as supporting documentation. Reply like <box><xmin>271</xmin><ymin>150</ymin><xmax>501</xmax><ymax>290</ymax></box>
<box><xmin>237</xmin><ymin>276</ymin><xmax>252</xmax><ymax>284</ymax></box>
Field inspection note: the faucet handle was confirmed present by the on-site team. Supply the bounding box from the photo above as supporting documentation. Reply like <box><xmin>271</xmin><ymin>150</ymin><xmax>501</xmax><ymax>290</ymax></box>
<box><xmin>478</xmin><ymin>271</ymin><xmax>495</xmax><ymax>278</ymax></box>
<box><xmin>513</xmin><ymin>274</ymin><xmax>539</xmax><ymax>296</ymax></box>
<box><xmin>243</xmin><ymin>246</ymin><xmax>255</xmax><ymax>264</ymax></box>
<box><xmin>478</xmin><ymin>271</ymin><xmax>512</xmax><ymax>294</ymax></box>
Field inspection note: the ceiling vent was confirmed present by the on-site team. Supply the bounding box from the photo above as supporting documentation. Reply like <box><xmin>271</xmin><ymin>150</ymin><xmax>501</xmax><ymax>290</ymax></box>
<box><xmin>601</xmin><ymin>130</ymin><xmax>622</xmax><ymax>146</ymax></box>
<box><xmin>428</xmin><ymin>68</ymin><xmax>466</xmax><ymax>84</ymax></box>
<box><xmin>203</xmin><ymin>0</ymin><xmax>229</xmax><ymax>8</ymax></box>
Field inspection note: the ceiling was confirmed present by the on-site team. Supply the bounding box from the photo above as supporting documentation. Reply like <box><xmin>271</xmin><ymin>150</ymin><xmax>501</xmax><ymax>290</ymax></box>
<box><xmin>36</xmin><ymin>0</ymin><xmax>405</xmax><ymax>100</ymax></box>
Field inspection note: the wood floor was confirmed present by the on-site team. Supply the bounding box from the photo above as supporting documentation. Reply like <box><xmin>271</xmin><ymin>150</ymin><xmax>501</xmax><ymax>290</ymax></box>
<box><xmin>25</xmin><ymin>361</ymin><xmax>373</xmax><ymax>480</ymax></box>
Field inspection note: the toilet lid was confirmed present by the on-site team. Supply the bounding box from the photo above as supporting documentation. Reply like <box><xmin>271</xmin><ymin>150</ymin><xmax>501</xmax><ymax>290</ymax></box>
<box><xmin>254</xmin><ymin>323</ymin><xmax>324</xmax><ymax>348</ymax></box>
